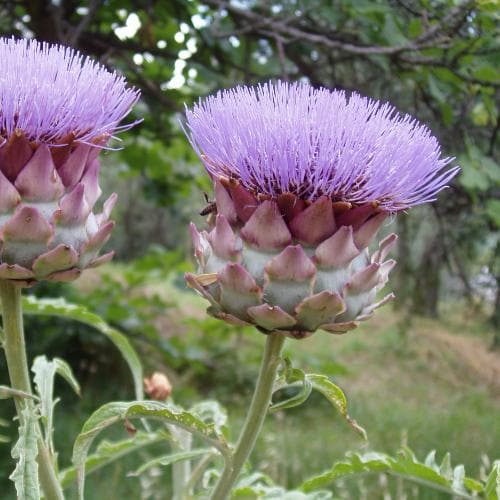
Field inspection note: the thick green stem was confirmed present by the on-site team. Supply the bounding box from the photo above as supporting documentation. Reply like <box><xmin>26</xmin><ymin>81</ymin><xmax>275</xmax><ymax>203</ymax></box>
<box><xmin>210</xmin><ymin>332</ymin><xmax>286</xmax><ymax>500</ymax></box>
<box><xmin>0</xmin><ymin>280</ymin><xmax>65</xmax><ymax>500</ymax></box>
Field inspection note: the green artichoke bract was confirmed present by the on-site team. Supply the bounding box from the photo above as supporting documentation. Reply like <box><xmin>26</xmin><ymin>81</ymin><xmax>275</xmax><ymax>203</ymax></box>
<box><xmin>184</xmin><ymin>82</ymin><xmax>458</xmax><ymax>338</ymax></box>
<box><xmin>0</xmin><ymin>38</ymin><xmax>139</xmax><ymax>286</ymax></box>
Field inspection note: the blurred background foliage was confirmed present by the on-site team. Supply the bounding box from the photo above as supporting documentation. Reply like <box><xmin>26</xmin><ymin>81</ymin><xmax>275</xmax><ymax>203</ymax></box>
<box><xmin>0</xmin><ymin>0</ymin><xmax>499</xmax><ymax>498</ymax></box>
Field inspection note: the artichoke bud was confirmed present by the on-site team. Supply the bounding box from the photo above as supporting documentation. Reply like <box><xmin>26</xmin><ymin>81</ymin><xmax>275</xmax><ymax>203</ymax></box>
<box><xmin>184</xmin><ymin>82</ymin><xmax>458</xmax><ymax>338</ymax></box>
<box><xmin>0</xmin><ymin>38</ymin><xmax>140</xmax><ymax>286</ymax></box>
<box><xmin>144</xmin><ymin>372</ymin><xmax>173</xmax><ymax>401</ymax></box>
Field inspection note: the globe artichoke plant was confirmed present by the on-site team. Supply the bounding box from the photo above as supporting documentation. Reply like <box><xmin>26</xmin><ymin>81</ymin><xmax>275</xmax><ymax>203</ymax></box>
<box><xmin>185</xmin><ymin>82</ymin><xmax>459</xmax><ymax>338</ymax></box>
<box><xmin>0</xmin><ymin>38</ymin><xmax>139</xmax><ymax>286</ymax></box>
<box><xmin>0</xmin><ymin>37</ymin><xmax>140</xmax><ymax>500</ymax></box>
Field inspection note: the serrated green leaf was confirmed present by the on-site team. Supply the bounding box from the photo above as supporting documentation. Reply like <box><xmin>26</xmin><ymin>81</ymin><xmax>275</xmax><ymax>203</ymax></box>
<box><xmin>233</xmin><ymin>478</ymin><xmax>333</xmax><ymax>499</ymax></box>
<box><xmin>424</xmin><ymin>449</ymin><xmax>438</xmax><ymax>471</ymax></box>
<box><xmin>271</xmin><ymin>365</ymin><xmax>313</xmax><ymax>412</ymax></box>
<box><xmin>231</xmin><ymin>486</ymin><xmax>259</xmax><ymax>498</ymax></box>
<box><xmin>236</xmin><ymin>471</ymin><xmax>275</xmax><ymax>489</ymax></box>
<box><xmin>9</xmin><ymin>407</ymin><xmax>40</xmax><ymax>500</ymax></box>
<box><xmin>439</xmin><ymin>452</ymin><xmax>453</xmax><ymax>480</ymax></box>
<box><xmin>271</xmin><ymin>364</ymin><xmax>364</xmax><ymax>437</ymax></box>
<box><xmin>306</xmin><ymin>374</ymin><xmax>347</xmax><ymax>415</ymax></box>
<box><xmin>72</xmin><ymin>400</ymin><xmax>231</xmax><ymax>499</ymax></box>
<box><xmin>128</xmin><ymin>448</ymin><xmax>209</xmax><ymax>477</ymax></box>
<box><xmin>301</xmin><ymin>449</ymin><xmax>482</xmax><ymax>499</ymax></box>
<box><xmin>485</xmin><ymin>462</ymin><xmax>500</xmax><ymax>500</ymax></box>
<box><xmin>392</xmin><ymin>448</ymin><xmax>450</xmax><ymax>489</ymax></box>
<box><xmin>452</xmin><ymin>465</ymin><xmax>467</xmax><ymax>494</ymax></box>
<box><xmin>301</xmin><ymin>451</ymin><xmax>391</xmax><ymax>490</ymax></box>
<box><xmin>22</xmin><ymin>296</ymin><xmax>143</xmax><ymax>400</ymax></box>
<box><xmin>60</xmin><ymin>431</ymin><xmax>163</xmax><ymax>487</ymax></box>
<box><xmin>307</xmin><ymin>374</ymin><xmax>366</xmax><ymax>439</ymax></box>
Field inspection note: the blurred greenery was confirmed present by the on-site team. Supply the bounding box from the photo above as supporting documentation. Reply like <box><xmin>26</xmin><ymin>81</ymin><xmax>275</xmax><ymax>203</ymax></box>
<box><xmin>0</xmin><ymin>0</ymin><xmax>499</xmax><ymax>498</ymax></box>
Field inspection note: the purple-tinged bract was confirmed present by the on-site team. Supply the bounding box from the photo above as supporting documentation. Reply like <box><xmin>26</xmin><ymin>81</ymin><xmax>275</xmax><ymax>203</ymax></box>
<box><xmin>0</xmin><ymin>38</ymin><xmax>140</xmax><ymax>286</ymax></box>
<box><xmin>185</xmin><ymin>82</ymin><xmax>458</xmax><ymax>338</ymax></box>
<box><xmin>186</xmin><ymin>81</ymin><xmax>458</xmax><ymax>211</ymax></box>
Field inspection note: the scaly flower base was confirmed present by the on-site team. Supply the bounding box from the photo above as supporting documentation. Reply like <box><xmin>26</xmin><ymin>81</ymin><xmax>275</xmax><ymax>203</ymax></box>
<box><xmin>187</xmin><ymin>179</ymin><xmax>397</xmax><ymax>338</ymax></box>
<box><xmin>0</xmin><ymin>138</ymin><xmax>116</xmax><ymax>286</ymax></box>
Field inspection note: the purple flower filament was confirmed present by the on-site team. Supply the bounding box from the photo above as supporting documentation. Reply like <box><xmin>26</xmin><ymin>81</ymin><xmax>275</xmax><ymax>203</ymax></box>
<box><xmin>185</xmin><ymin>81</ymin><xmax>459</xmax><ymax>211</ymax></box>
<box><xmin>0</xmin><ymin>37</ymin><xmax>140</xmax><ymax>146</ymax></box>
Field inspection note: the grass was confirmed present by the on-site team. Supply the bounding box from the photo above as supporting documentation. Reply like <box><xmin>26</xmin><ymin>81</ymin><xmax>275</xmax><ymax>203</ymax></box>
<box><xmin>223</xmin><ymin>307</ymin><xmax>500</xmax><ymax>497</ymax></box>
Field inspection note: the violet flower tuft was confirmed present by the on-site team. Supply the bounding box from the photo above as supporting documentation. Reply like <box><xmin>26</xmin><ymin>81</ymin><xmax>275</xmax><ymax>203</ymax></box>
<box><xmin>0</xmin><ymin>37</ymin><xmax>139</xmax><ymax>145</ymax></box>
<box><xmin>186</xmin><ymin>81</ymin><xmax>458</xmax><ymax>211</ymax></box>
<box><xmin>0</xmin><ymin>38</ymin><xmax>140</xmax><ymax>286</ymax></box>
<box><xmin>185</xmin><ymin>81</ymin><xmax>458</xmax><ymax>338</ymax></box>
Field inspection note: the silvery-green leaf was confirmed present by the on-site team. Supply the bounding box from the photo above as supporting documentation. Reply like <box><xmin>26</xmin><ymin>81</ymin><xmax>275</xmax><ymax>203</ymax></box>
<box><xmin>189</xmin><ymin>400</ymin><xmax>228</xmax><ymax>434</ymax></box>
<box><xmin>9</xmin><ymin>407</ymin><xmax>40</xmax><ymax>500</ymax></box>
<box><xmin>270</xmin><ymin>365</ymin><xmax>312</xmax><ymax>412</ymax></box>
<box><xmin>301</xmin><ymin>448</ymin><xmax>483</xmax><ymax>499</ymax></box>
<box><xmin>53</xmin><ymin>358</ymin><xmax>81</xmax><ymax>396</ymax></box>
<box><xmin>270</xmin><ymin>363</ymin><xmax>363</xmax><ymax>437</ymax></box>
<box><xmin>270</xmin><ymin>380</ymin><xmax>313</xmax><ymax>412</ymax></box>
<box><xmin>307</xmin><ymin>374</ymin><xmax>366</xmax><ymax>439</ymax></box>
<box><xmin>0</xmin><ymin>385</ymin><xmax>38</xmax><ymax>400</ymax></box>
<box><xmin>127</xmin><ymin>448</ymin><xmax>210</xmax><ymax>477</ymax></box>
<box><xmin>32</xmin><ymin>355</ymin><xmax>80</xmax><ymax>453</ymax></box>
<box><xmin>439</xmin><ymin>452</ymin><xmax>453</xmax><ymax>480</ymax></box>
<box><xmin>72</xmin><ymin>400</ymin><xmax>231</xmax><ymax>500</ymax></box>
<box><xmin>485</xmin><ymin>462</ymin><xmax>500</xmax><ymax>500</ymax></box>
<box><xmin>59</xmin><ymin>431</ymin><xmax>164</xmax><ymax>487</ymax></box>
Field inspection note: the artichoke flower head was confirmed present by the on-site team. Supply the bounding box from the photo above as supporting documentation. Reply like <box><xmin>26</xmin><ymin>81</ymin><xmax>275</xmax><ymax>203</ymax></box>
<box><xmin>185</xmin><ymin>82</ymin><xmax>459</xmax><ymax>338</ymax></box>
<box><xmin>0</xmin><ymin>38</ymin><xmax>140</xmax><ymax>286</ymax></box>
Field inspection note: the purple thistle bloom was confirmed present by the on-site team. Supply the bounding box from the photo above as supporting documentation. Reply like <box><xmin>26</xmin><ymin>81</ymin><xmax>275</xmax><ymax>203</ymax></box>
<box><xmin>0</xmin><ymin>38</ymin><xmax>140</xmax><ymax>285</ymax></box>
<box><xmin>185</xmin><ymin>81</ymin><xmax>459</xmax><ymax>211</ymax></box>
<box><xmin>0</xmin><ymin>37</ymin><xmax>140</xmax><ymax>145</ymax></box>
<box><xmin>185</xmin><ymin>82</ymin><xmax>459</xmax><ymax>336</ymax></box>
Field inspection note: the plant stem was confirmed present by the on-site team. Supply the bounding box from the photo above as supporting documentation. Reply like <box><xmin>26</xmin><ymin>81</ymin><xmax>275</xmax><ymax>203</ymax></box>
<box><xmin>210</xmin><ymin>332</ymin><xmax>286</xmax><ymax>500</ymax></box>
<box><xmin>169</xmin><ymin>424</ymin><xmax>192</xmax><ymax>500</ymax></box>
<box><xmin>184</xmin><ymin>451</ymin><xmax>216</xmax><ymax>497</ymax></box>
<box><xmin>0</xmin><ymin>280</ymin><xmax>65</xmax><ymax>500</ymax></box>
